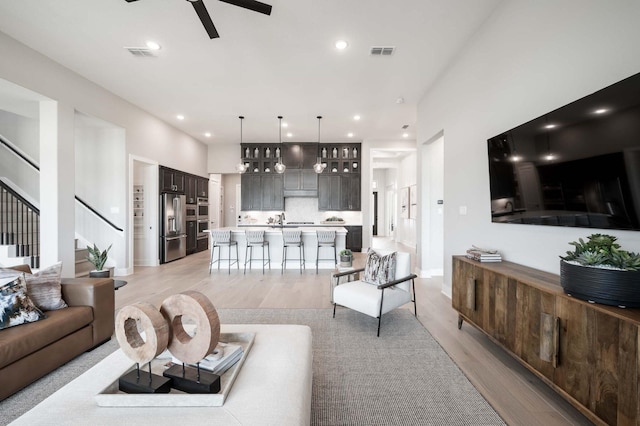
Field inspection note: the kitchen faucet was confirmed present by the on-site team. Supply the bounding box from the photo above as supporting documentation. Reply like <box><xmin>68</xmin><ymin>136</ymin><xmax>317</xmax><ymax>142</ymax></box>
<box><xmin>280</xmin><ymin>212</ymin><xmax>286</xmax><ymax>225</ymax></box>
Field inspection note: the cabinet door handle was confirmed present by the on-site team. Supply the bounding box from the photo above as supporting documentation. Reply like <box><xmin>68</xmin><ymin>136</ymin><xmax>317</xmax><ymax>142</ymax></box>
<box><xmin>466</xmin><ymin>277</ymin><xmax>476</xmax><ymax>311</ymax></box>
<box><xmin>540</xmin><ymin>313</ymin><xmax>560</xmax><ymax>367</ymax></box>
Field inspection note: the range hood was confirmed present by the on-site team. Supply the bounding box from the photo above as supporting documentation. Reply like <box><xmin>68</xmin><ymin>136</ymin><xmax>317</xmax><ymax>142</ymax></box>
<box><xmin>283</xmin><ymin>170</ymin><xmax>318</xmax><ymax>198</ymax></box>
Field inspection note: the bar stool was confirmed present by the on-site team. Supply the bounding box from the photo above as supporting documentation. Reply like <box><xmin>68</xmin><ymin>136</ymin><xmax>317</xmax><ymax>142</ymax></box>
<box><xmin>209</xmin><ymin>229</ymin><xmax>239</xmax><ymax>274</ymax></box>
<box><xmin>244</xmin><ymin>230</ymin><xmax>270</xmax><ymax>274</ymax></box>
<box><xmin>282</xmin><ymin>229</ymin><xmax>305</xmax><ymax>274</ymax></box>
<box><xmin>315</xmin><ymin>230</ymin><xmax>337</xmax><ymax>273</ymax></box>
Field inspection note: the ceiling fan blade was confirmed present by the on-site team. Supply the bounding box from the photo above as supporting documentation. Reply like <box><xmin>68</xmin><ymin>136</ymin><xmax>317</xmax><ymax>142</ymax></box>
<box><xmin>190</xmin><ymin>0</ymin><xmax>220</xmax><ymax>39</ymax></box>
<box><xmin>219</xmin><ymin>0</ymin><xmax>272</xmax><ymax>16</ymax></box>
<box><xmin>125</xmin><ymin>0</ymin><xmax>140</xmax><ymax>2</ymax></box>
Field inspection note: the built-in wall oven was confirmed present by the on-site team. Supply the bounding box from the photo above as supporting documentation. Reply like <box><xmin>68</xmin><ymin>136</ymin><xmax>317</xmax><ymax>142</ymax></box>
<box><xmin>196</xmin><ymin>198</ymin><xmax>209</xmax><ymax>249</ymax></box>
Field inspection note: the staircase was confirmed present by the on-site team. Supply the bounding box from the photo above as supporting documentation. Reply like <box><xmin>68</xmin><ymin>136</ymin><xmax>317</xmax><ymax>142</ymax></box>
<box><xmin>74</xmin><ymin>240</ymin><xmax>93</xmax><ymax>277</ymax></box>
<box><xmin>0</xmin><ymin>181</ymin><xmax>40</xmax><ymax>269</ymax></box>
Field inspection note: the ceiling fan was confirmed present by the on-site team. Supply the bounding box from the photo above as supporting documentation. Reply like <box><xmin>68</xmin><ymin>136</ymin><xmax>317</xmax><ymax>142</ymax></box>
<box><xmin>125</xmin><ymin>0</ymin><xmax>272</xmax><ymax>39</ymax></box>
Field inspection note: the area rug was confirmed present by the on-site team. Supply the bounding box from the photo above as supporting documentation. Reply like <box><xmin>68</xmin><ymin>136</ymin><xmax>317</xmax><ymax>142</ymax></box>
<box><xmin>1</xmin><ymin>309</ymin><xmax>505</xmax><ymax>425</ymax></box>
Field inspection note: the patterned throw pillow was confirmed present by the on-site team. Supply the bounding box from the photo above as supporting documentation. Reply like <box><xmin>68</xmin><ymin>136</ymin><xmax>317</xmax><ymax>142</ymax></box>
<box><xmin>0</xmin><ymin>274</ymin><xmax>46</xmax><ymax>330</ymax></box>
<box><xmin>0</xmin><ymin>262</ymin><xmax>67</xmax><ymax>311</ymax></box>
<box><xmin>26</xmin><ymin>262</ymin><xmax>67</xmax><ymax>311</ymax></box>
<box><xmin>362</xmin><ymin>250</ymin><xmax>397</xmax><ymax>285</ymax></box>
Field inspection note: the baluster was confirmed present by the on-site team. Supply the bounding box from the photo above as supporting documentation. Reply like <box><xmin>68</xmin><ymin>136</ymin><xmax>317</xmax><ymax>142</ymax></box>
<box><xmin>1</xmin><ymin>187</ymin><xmax>5</xmax><ymax>244</ymax></box>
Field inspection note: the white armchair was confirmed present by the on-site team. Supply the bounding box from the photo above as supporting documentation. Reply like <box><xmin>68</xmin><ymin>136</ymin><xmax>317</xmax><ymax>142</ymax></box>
<box><xmin>332</xmin><ymin>251</ymin><xmax>417</xmax><ymax>336</ymax></box>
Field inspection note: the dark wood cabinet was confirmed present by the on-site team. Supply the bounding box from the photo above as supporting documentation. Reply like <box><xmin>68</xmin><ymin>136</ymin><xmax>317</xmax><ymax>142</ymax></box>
<box><xmin>159</xmin><ymin>167</ymin><xmax>185</xmax><ymax>193</ymax></box>
<box><xmin>186</xmin><ymin>220</ymin><xmax>197</xmax><ymax>254</ymax></box>
<box><xmin>240</xmin><ymin>143</ymin><xmax>285</xmax><ymax>210</ymax></box>
<box><xmin>241</xmin><ymin>175</ymin><xmax>262</xmax><ymax>211</ymax></box>
<box><xmin>185</xmin><ymin>175</ymin><xmax>197</xmax><ymax>204</ymax></box>
<box><xmin>283</xmin><ymin>144</ymin><xmax>318</xmax><ymax>196</ymax></box>
<box><xmin>344</xmin><ymin>226</ymin><xmax>362</xmax><ymax>252</ymax></box>
<box><xmin>318</xmin><ymin>143</ymin><xmax>360</xmax><ymax>211</ymax></box>
<box><xmin>452</xmin><ymin>256</ymin><xmax>640</xmax><ymax>426</ymax></box>
<box><xmin>319</xmin><ymin>174</ymin><xmax>360</xmax><ymax>211</ymax></box>
<box><xmin>197</xmin><ymin>177</ymin><xmax>208</xmax><ymax>198</ymax></box>
<box><xmin>318</xmin><ymin>175</ymin><xmax>341</xmax><ymax>210</ymax></box>
<box><xmin>261</xmin><ymin>175</ymin><xmax>284</xmax><ymax>210</ymax></box>
<box><xmin>340</xmin><ymin>174</ymin><xmax>360</xmax><ymax>210</ymax></box>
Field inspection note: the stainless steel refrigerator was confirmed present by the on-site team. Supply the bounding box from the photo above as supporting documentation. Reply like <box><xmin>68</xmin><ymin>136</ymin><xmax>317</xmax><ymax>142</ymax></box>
<box><xmin>160</xmin><ymin>193</ymin><xmax>187</xmax><ymax>263</ymax></box>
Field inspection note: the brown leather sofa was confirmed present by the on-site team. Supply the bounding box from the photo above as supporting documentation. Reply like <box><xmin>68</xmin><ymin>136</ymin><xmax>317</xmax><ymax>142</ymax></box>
<box><xmin>0</xmin><ymin>277</ymin><xmax>115</xmax><ymax>401</ymax></box>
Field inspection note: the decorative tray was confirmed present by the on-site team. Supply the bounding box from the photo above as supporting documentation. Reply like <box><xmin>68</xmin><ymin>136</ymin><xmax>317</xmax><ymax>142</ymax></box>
<box><xmin>95</xmin><ymin>332</ymin><xmax>254</xmax><ymax>407</ymax></box>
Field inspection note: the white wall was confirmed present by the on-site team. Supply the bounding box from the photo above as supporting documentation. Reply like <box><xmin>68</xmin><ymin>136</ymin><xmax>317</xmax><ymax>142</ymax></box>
<box><xmin>0</xmin><ymin>31</ymin><xmax>208</xmax><ymax>275</ymax></box>
<box><xmin>208</xmin><ymin>143</ymin><xmax>240</xmax><ymax>174</ymax></box>
<box><xmin>417</xmin><ymin>0</ymin><xmax>640</xmax><ymax>296</ymax></box>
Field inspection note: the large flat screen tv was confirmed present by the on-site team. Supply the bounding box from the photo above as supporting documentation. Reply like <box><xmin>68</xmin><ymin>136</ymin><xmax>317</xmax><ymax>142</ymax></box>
<box><xmin>488</xmin><ymin>71</ymin><xmax>640</xmax><ymax>230</ymax></box>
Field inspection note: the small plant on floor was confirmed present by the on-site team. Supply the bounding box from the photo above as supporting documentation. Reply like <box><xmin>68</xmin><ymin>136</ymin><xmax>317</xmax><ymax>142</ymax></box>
<box><xmin>87</xmin><ymin>243</ymin><xmax>112</xmax><ymax>271</ymax></box>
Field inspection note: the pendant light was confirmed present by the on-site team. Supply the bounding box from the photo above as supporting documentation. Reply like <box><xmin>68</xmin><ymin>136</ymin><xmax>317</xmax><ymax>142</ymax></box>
<box><xmin>313</xmin><ymin>115</ymin><xmax>327</xmax><ymax>173</ymax></box>
<box><xmin>274</xmin><ymin>116</ymin><xmax>286</xmax><ymax>174</ymax></box>
<box><xmin>235</xmin><ymin>116</ymin><xmax>248</xmax><ymax>174</ymax></box>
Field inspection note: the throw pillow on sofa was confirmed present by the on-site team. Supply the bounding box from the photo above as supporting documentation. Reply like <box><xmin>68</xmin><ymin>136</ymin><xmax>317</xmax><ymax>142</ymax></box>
<box><xmin>0</xmin><ymin>274</ymin><xmax>46</xmax><ymax>330</ymax></box>
<box><xmin>0</xmin><ymin>262</ymin><xmax>67</xmax><ymax>311</ymax></box>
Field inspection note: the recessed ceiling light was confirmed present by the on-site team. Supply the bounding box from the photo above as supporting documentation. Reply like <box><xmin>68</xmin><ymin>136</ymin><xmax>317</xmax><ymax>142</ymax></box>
<box><xmin>544</xmin><ymin>124</ymin><xmax>556</xmax><ymax>129</ymax></box>
<box><xmin>204</xmin><ymin>132</ymin><xmax>211</xmax><ymax>137</ymax></box>
<box><xmin>176</xmin><ymin>114</ymin><xmax>185</xmax><ymax>120</ymax></box>
<box><xmin>595</xmin><ymin>108</ymin><xmax>608</xmax><ymax>114</ymax></box>
<box><xmin>402</xmin><ymin>133</ymin><xmax>409</xmax><ymax>138</ymax></box>
<box><xmin>347</xmin><ymin>133</ymin><xmax>354</xmax><ymax>138</ymax></box>
<box><xmin>286</xmin><ymin>132</ymin><xmax>293</xmax><ymax>138</ymax></box>
<box><xmin>353</xmin><ymin>115</ymin><xmax>361</xmax><ymax>121</ymax></box>
<box><xmin>145</xmin><ymin>40</ymin><xmax>161</xmax><ymax>51</ymax></box>
<box><xmin>335</xmin><ymin>40</ymin><xmax>348</xmax><ymax>50</ymax></box>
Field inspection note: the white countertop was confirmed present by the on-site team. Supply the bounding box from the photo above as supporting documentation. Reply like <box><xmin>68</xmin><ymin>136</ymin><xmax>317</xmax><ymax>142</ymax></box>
<box><xmin>214</xmin><ymin>227</ymin><xmax>348</xmax><ymax>233</ymax></box>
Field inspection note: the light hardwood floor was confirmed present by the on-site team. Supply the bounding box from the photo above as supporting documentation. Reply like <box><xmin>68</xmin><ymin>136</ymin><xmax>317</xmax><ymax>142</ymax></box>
<box><xmin>117</xmin><ymin>239</ymin><xmax>592</xmax><ymax>426</ymax></box>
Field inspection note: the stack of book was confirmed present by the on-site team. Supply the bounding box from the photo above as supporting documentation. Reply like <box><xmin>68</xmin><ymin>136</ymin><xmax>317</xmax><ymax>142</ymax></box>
<box><xmin>466</xmin><ymin>245</ymin><xmax>502</xmax><ymax>262</ymax></box>
<box><xmin>172</xmin><ymin>342</ymin><xmax>244</xmax><ymax>375</ymax></box>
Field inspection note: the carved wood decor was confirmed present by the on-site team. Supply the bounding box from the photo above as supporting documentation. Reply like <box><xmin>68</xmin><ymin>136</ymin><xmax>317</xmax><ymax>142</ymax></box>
<box><xmin>160</xmin><ymin>291</ymin><xmax>221</xmax><ymax>364</ymax></box>
<box><xmin>115</xmin><ymin>302</ymin><xmax>170</xmax><ymax>364</ymax></box>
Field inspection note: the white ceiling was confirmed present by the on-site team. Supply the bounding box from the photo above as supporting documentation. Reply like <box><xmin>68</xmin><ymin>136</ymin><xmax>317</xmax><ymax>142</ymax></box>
<box><xmin>0</xmin><ymin>0</ymin><xmax>501</xmax><ymax>145</ymax></box>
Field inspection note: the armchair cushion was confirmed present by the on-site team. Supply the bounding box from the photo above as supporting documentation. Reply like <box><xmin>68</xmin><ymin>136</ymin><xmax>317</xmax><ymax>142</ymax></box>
<box><xmin>362</xmin><ymin>250</ymin><xmax>397</xmax><ymax>285</ymax></box>
<box><xmin>333</xmin><ymin>281</ymin><xmax>412</xmax><ymax>318</ymax></box>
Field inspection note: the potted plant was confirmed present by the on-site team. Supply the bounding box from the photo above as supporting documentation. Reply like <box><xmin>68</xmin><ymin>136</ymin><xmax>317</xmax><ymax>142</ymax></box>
<box><xmin>339</xmin><ymin>249</ymin><xmax>353</xmax><ymax>267</ymax></box>
<box><xmin>87</xmin><ymin>243</ymin><xmax>112</xmax><ymax>278</ymax></box>
<box><xmin>560</xmin><ymin>233</ymin><xmax>640</xmax><ymax>307</ymax></box>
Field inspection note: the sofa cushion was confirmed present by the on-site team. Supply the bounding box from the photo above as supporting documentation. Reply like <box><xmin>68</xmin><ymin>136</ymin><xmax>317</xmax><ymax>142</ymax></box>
<box><xmin>0</xmin><ymin>275</ymin><xmax>46</xmax><ymax>331</ymax></box>
<box><xmin>362</xmin><ymin>249</ymin><xmax>397</xmax><ymax>285</ymax></box>
<box><xmin>26</xmin><ymin>262</ymin><xmax>67</xmax><ymax>311</ymax></box>
<box><xmin>0</xmin><ymin>305</ymin><xmax>93</xmax><ymax>369</ymax></box>
<box><xmin>0</xmin><ymin>262</ymin><xmax>67</xmax><ymax>311</ymax></box>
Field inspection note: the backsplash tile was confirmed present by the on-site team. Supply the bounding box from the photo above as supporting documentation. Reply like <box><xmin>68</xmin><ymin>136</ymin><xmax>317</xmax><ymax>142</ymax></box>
<box><xmin>239</xmin><ymin>197</ymin><xmax>362</xmax><ymax>225</ymax></box>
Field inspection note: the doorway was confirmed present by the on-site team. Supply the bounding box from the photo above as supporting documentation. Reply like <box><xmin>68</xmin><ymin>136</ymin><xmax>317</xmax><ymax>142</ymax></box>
<box><xmin>373</xmin><ymin>191</ymin><xmax>378</xmax><ymax>236</ymax></box>
<box><xmin>131</xmin><ymin>156</ymin><xmax>159</xmax><ymax>268</ymax></box>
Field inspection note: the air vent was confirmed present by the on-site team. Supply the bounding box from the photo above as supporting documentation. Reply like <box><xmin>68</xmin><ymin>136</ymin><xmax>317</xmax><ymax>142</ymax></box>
<box><xmin>124</xmin><ymin>47</ymin><xmax>158</xmax><ymax>57</ymax></box>
<box><xmin>370</xmin><ymin>46</ymin><xmax>395</xmax><ymax>56</ymax></box>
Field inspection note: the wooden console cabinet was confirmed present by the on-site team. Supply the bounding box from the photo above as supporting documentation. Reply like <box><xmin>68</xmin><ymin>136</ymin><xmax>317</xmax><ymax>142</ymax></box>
<box><xmin>452</xmin><ymin>256</ymin><xmax>640</xmax><ymax>426</ymax></box>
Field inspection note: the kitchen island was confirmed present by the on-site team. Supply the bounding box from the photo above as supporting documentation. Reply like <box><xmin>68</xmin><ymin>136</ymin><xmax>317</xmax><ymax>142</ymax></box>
<box><xmin>207</xmin><ymin>227</ymin><xmax>347</xmax><ymax>270</ymax></box>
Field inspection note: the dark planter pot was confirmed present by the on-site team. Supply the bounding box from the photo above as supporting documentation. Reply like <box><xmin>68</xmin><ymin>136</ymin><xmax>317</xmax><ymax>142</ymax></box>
<box><xmin>89</xmin><ymin>270</ymin><xmax>110</xmax><ymax>278</ymax></box>
<box><xmin>560</xmin><ymin>260</ymin><xmax>640</xmax><ymax>308</ymax></box>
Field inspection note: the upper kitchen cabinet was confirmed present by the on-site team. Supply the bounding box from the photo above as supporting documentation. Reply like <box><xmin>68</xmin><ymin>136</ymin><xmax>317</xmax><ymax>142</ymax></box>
<box><xmin>159</xmin><ymin>166</ymin><xmax>185</xmax><ymax>194</ymax></box>
<box><xmin>197</xmin><ymin>177</ymin><xmax>208</xmax><ymax>198</ymax></box>
<box><xmin>318</xmin><ymin>143</ymin><xmax>361</xmax><ymax>211</ymax></box>
<box><xmin>283</xmin><ymin>143</ymin><xmax>318</xmax><ymax>197</ymax></box>
<box><xmin>185</xmin><ymin>175</ymin><xmax>197</xmax><ymax>204</ymax></box>
<box><xmin>240</xmin><ymin>143</ymin><xmax>285</xmax><ymax>210</ymax></box>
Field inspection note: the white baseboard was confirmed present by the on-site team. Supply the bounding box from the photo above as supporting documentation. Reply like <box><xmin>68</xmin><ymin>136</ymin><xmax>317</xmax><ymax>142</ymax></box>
<box><xmin>416</xmin><ymin>268</ymin><xmax>443</xmax><ymax>278</ymax></box>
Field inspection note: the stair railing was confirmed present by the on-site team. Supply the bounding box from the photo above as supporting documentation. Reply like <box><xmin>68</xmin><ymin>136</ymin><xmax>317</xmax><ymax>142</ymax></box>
<box><xmin>0</xmin><ymin>180</ymin><xmax>40</xmax><ymax>268</ymax></box>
